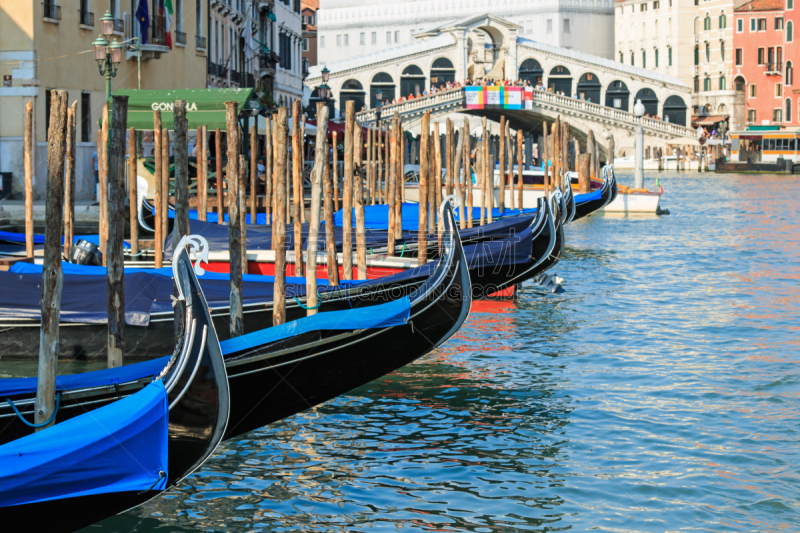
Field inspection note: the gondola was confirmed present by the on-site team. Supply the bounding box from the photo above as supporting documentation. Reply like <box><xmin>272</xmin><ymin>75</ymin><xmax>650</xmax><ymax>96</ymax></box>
<box><xmin>0</xmin><ymin>236</ymin><xmax>230</xmax><ymax>532</ymax></box>
<box><xmin>571</xmin><ymin>167</ymin><xmax>616</xmax><ymax>221</ymax></box>
<box><xmin>0</xmin><ymin>199</ymin><xmax>470</xmax><ymax>447</ymax></box>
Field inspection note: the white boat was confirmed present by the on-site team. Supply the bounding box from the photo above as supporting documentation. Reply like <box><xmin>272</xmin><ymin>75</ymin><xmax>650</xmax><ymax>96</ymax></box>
<box><xmin>403</xmin><ymin>167</ymin><xmax>661</xmax><ymax>214</ymax></box>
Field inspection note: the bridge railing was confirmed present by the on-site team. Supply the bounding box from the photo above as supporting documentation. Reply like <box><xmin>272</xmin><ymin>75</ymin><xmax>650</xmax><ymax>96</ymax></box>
<box><xmin>356</xmin><ymin>87</ymin><xmax>698</xmax><ymax>140</ymax></box>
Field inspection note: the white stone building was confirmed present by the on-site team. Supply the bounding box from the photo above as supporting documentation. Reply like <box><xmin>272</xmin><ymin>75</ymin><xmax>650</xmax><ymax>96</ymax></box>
<box><xmin>316</xmin><ymin>0</ymin><xmax>616</xmax><ymax>66</ymax></box>
<box><xmin>270</xmin><ymin>0</ymin><xmax>305</xmax><ymax>105</ymax></box>
<box><xmin>614</xmin><ymin>0</ymin><xmax>738</xmax><ymax>127</ymax></box>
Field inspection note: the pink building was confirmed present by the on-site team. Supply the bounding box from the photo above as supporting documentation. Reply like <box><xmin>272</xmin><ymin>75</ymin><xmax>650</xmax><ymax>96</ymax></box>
<box><xmin>733</xmin><ymin>0</ymin><xmax>795</xmax><ymax>127</ymax></box>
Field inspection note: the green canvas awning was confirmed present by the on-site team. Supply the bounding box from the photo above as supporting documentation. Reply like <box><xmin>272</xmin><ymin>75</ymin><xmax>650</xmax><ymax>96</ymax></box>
<box><xmin>113</xmin><ymin>88</ymin><xmax>262</xmax><ymax>131</ymax></box>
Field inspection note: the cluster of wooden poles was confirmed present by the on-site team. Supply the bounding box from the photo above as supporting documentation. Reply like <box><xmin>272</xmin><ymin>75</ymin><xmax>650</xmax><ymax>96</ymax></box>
<box><xmin>25</xmin><ymin>89</ymin><xmax>618</xmax><ymax>394</ymax></box>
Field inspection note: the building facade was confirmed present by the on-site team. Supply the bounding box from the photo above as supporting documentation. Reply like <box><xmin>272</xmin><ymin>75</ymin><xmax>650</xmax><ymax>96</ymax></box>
<box><xmin>208</xmin><ymin>0</ymin><xmax>256</xmax><ymax>89</ymax></box>
<box><xmin>614</xmin><ymin>0</ymin><xmax>739</xmax><ymax>129</ymax></box>
<box><xmin>316</xmin><ymin>0</ymin><xmax>616</xmax><ymax>67</ymax></box>
<box><xmin>733</xmin><ymin>0</ymin><xmax>795</xmax><ymax>127</ymax></box>
<box><xmin>301</xmin><ymin>0</ymin><xmax>318</xmax><ymax>74</ymax></box>
<box><xmin>0</xmin><ymin>0</ymin><xmax>207</xmax><ymax>200</ymax></box>
<box><xmin>256</xmin><ymin>0</ymin><xmax>303</xmax><ymax>107</ymax></box>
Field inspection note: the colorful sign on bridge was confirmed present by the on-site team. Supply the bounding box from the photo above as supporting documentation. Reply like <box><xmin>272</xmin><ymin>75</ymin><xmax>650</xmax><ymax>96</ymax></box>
<box><xmin>464</xmin><ymin>86</ymin><xmax>533</xmax><ymax>110</ymax></box>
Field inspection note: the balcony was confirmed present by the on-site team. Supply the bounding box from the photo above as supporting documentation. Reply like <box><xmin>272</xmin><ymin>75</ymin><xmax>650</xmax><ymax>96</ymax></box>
<box><xmin>766</xmin><ymin>62</ymin><xmax>783</xmax><ymax>75</ymax></box>
<box><xmin>259</xmin><ymin>51</ymin><xmax>279</xmax><ymax>71</ymax></box>
<box><xmin>694</xmin><ymin>34</ymin><xmax>700</xmax><ymax>44</ymax></box>
<box><xmin>718</xmin><ymin>61</ymin><xmax>727</xmax><ymax>72</ymax></box>
<box><xmin>79</xmin><ymin>10</ymin><xmax>93</xmax><ymax>27</ymax></box>
<box><xmin>175</xmin><ymin>30</ymin><xmax>187</xmax><ymax>46</ymax></box>
<box><xmin>43</xmin><ymin>3</ymin><xmax>61</xmax><ymax>22</ymax></box>
<box><xmin>694</xmin><ymin>65</ymin><xmax>700</xmax><ymax>75</ymax></box>
<box><xmin>196</xmin><ymin>35</ymin><xmax>207</xmax><ymax>50</ymax></box>
<box><xmin>113</xmin><ymin>18</ymin><xmax>123</xmax><ymax>34</ymax></box>
<box><xmin>124</xmin><ymin>16</ymin><xmax>170</xmax><ymax>61</ymax></box>
<box><xmin>639</xmin><ymin>39</ymin><xmax>646</xmax><ymax>49</ymax></box>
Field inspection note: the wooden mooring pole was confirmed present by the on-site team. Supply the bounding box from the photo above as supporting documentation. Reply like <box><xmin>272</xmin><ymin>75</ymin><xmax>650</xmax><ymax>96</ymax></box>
<box><xmin>464</xmin><ymin>118</ymin><xmax>473</xmax><ymax>228</ymax></box>
<box><xmin>225</xmin><ymin>102</ymin><xmax>243</xmax><ymax>337</ymax></box>
<box><xmin>215</xmin><ymin>128</ymin><xmax>224</xmax><ymax>223</ymax></box>
<box><xmin>153</xmin><ymin>112</ymin><xmax>163</xmax><ymax>268</ymax></box>
<box><xmin>250</xmin><ymin>124</ymin><xmax>257</xmax><ymax>224</ymax></box>
<box><xmin>292</xmin><ymin>100</ymin><xmax>304</xmax><ymax>276</ymax></box>
<box><xmin>354</xmin><ymin>118</ymin><xmax>366</xmax><ymax>280</ymax></box>
<box><xmin>173</xmin><ymin>101</ymin><xmax>190</xmax><ymax>247</ymax></box>
<box><xmin>127</xmin><ymin>126</ymin><xmax>138</xmax><ymax>259</ymax></box>
<box><xmin>64</xmin><ymin>101</ymin><xmax>76</xmax><ymax>258</ymax></box>
<box><xmin>323</xmin><ymin>131</ymin><xmax>339</xmax><ymax>285</ymax></box>
<box><xmin>198</xmin><ymin>125</ymin><xmax>208</xmax><ymax>222</ymax></box>
<box><xmin>273</xmin><ymin>108</ymin><xmax>288</xmax><ymax>326</ymax></box>
<box><xmin>106</xmin><ymin>95</ymin><xmax>129</xmax><ymax>369</ymax></box>
<box><xmin>35</xmin><ymin>89</ymin><xmax>67</xmax><ymax>429</ymax></box>
<box><xmin>499</xmin><ymin>116</ymin><xmax>506</xmax><ymax>214</ymax></box>
<box><xmin>99</xmin><ymin>104</ymin><xmax>109</xmax><ymax>266</ymax></box>
<box><xmin>387</xmin><ymin>120</ymin><xmax>396</xmax><ymax>256</ymax></box>
<box><xmin>24</xmin><ymin>100</ymin><xmax>33</xmax><ymax>258</ymax></box>
<box><xmin>342</xmin><ymin>101</ymin><xmax>354</xmax><ymax>280</ymax></box>
<box><xmin>306</xmin><ymin>104</ymin><xmax>329</xmax><ymax>315</ymax></box>
<box><xmin>418</xmin><ymin>111</ymin><xmax>430</xmax><ymax>267</ymax></box>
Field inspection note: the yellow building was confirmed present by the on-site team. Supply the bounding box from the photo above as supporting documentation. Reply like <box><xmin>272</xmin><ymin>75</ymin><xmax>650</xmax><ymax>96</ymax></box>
<box><xmin>0</xmin><ymin>0</ymin><xmax>208</xmax><ymax>200</ymax></box>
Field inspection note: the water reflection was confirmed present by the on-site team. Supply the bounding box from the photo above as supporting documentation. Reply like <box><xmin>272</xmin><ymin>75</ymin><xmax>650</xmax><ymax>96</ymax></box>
<box><xmin>77</xmin><ymin>173</ymin><xmax>800</xmax><ymax>532</ymax></box>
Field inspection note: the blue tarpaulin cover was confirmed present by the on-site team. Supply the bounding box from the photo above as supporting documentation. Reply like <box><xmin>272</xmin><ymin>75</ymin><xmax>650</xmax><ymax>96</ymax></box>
<box><xmin>334</xmin><ymin>203</ymin><xmax>538</xmax><ymax>231</ymax></box>
<box><xmin>163</xmin><ymin>215</ymin><xmax>535</xmax><ymax>257</ymax></box>
<box><xmin>0</xmin><ymin>357</ymin><xmax>169</xmax><ymax>398</ymax></box>
<box><xmin>0</xmin><ymin>231</ymin><xmax>130</xmax><ymax>249</ymax></box>
<box><xmin>575</xmin><ymin>189</ymin><xmax>603</xmax><ymax>203</ymax></box>
<box><xmin>220</xmin><ymin>295</ymin><xmax>411</xmax><ymax>354</ymax></box>
<box><xmin>0</xmin><ymin>380</ymin><xmax>168</xmax><ymax>507</ymax></box>
<box><xmin>0</xmin><ymin>298</ymin><xmax>412</xmax><ymax>398</ymax></box>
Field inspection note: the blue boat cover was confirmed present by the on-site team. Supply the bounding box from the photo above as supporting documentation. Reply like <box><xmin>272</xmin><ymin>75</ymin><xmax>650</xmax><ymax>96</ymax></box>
<box><xmin>0</xmin><ymin>357</ymin><xmax>170</xmax><ymax>398</ymax></box>
<box><xmin>8</xmin><ymin>261</ymin><xmax>351</xmax><ymax>287</ymax></box>
<box><xmin>334</xmin><ymin>203</ymin><xmax>538</xmax><ymax>231</ymax></box>
<box><xmin>575</xmin><ymin>188</ymin><xmax>603</xmax><ymax>203</ymax></box>
<box><xmin>0</xmin><ymin>231</ymin><xmax>130</xmax><ymax>249</ymax></box>
<box><xmin>220</xmin><ymin>295</ymin><xmax>411</xmax><ymax>354</ymax></box>
<box><xmin>163</xmin><ymin>214</ymin><xmax>535</xmax><ymax>258</ymax></box>
<box><xmin>0</xmin><ymin>298</ymin><xmax>411</xmax><ymax>398</ymax></box>
<box><xmin>0</xmin><ymin>380</ymin><xmax>168</xmax><ymax>507</ymax></box>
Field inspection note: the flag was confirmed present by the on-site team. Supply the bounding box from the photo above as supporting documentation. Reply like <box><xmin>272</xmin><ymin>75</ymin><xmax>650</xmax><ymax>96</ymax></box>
<box><xmin>164</xmin><ymin>0</ymin><xmax>174</xmax><ymax>49</ymax></box>
<box><xmin>135</xmin><ymin>0</ymin><xmax>149</xmax><ymax>45</ymax></box>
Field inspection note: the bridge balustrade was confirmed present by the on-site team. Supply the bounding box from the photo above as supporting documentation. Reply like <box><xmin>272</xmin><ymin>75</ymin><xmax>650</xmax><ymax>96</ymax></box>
<box><xmin>356</xmin><ymin>88</ymin><xmax>697</xmax><ymax>140</ymax></box>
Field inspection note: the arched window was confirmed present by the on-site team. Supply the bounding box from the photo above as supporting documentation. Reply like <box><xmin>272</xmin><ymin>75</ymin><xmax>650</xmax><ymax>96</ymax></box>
<box><xmin>786</xmin><ymin>98</ymin><xmax>792</xmax><ymax>123</ymax></box>
<box><xmin>643</xmin><ymin>51</ymin><xmax>647</xmax><ymax>68</ymax></box>
<box><xmin>706</xmin><ymin>43</ymin><xmax>710</xmax><ymax>62</ymax></box>
<box><xmin>704</xmin><ymin>13</ymin><xmax>711</xmax><ymax>30</ymax></box>
<box><xmin>620</xmin><ymin>52</ymin><xmax>624</xmax><ymax>63</ymax></box>
<box><xmin>788</xmin><ymin>21</ymin><xmax>794</xmax><ymax>42</ymax></box>
<box><xmin>431</xmin><ymin>57</ymin><xmax>454</xmax><ymax>69</ymax></box>
<box><xmin>341</xmin><ymin>79</ymin><xmax>363</xmax><ymax>90</ymax></box>
<box><xmin>520</xmin><ymin>58</ymin><xmax>544</xmax><ymax>85</ymax></box>
<box><xmin>401</xmin><ymin>65</ymin><xmax>426</xmax><ymax>97</ymax></box>
<box><xmin>719</xmin><ymin>12</ymin><xmax>726</xmax><ymax>29</ymax></box>
<box><xmin>719</xmin><ymin>76</ymin><xmax>726</xmax><ymax>90</ymax></box>
<box><xmin>402</xmin><ymin>65</ymin><xmax>423</xmax><ymax>76</ymax></box>
<box><xmin>694</xmin><ymin>46</ymin><xmax>699</xmax><ymax>65</ymax></box>
<box><xmin>721</xmin><ymin>42</ymin><xmax>726</xmax><ymax>61</ymax></box>
<box><xmin>669</xmin><ymin>46</ymin><xmax>673</xmax><ymax>66</ymax></box>
<box><xmin>631</xmin><ymin>52</ymin><xmax>635</xmax><ymax>65</ymax></box>
<box><xmin>656</xmin><ymin>48</ymin><xmax>659</xmax><ymax>67</ymax></box>
<box><xmin>663</xmin><ymin>95</ymin><xmax>687</xmax><ymax>125</ymax></box>
<box><xmin>787</xmin><ymin>61</ymin><xmax>794</xmax><ymax>85</ymax></box>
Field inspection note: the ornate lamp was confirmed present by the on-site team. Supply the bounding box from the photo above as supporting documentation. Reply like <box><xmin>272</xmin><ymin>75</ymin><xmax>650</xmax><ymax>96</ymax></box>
<box><xmin>100</xmin><ymin>10</ymin><xmax>115</xmax><ymax>38</ymax></box>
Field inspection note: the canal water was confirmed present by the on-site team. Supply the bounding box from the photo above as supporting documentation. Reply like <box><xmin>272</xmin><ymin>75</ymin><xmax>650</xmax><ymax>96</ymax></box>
<box><xmin>24</xmin><ymin>171</ymin><xmax>800</xmax><ymax>531</ymax></box>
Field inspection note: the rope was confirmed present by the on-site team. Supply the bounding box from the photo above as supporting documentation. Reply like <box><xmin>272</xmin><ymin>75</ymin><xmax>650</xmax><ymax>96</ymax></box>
<box><xmin>400</xmin><ymin>242</ymin><xmax>406</xmax><ymax>257</ymax></box>
<box><xmin>294</xmin><ymin>294</ymin><xmax>322</xmax><ymax>310</ymax></box>
<box><xmin>6</xmin><ymin>392</ymin><xmax>62</xmax><ymax>428</ymax></box>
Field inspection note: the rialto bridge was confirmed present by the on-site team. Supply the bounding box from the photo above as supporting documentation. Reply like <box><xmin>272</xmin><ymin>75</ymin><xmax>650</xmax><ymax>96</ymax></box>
<box><xmin>305</xmin><ymin>14</ymin><xmax>701</xmax><ymax>154</ymax></box>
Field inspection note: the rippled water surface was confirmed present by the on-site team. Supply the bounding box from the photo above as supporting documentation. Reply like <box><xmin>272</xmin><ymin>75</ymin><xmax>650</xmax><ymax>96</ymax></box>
<box><xmin>84</xmin><ymin>172</ymin><xmax>799</xmax><ymax>532</ymax></box>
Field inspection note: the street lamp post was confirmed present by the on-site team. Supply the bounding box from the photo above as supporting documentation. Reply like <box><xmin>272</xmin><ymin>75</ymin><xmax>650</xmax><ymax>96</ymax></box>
<box><xmin>633</xmin><ymin>99</ymin><xmax>645</xmax><ymax>189</ymax></box>
<box><xmin>313</xmin><ymin>66</ymin><xmax>334</xmax><ymax>120</ymax></box>
<box><xmin>93</xmin><ymin>11</ymin><xmax>123</xmax><ymax>101</ymax></box>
